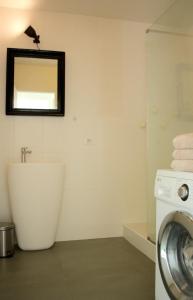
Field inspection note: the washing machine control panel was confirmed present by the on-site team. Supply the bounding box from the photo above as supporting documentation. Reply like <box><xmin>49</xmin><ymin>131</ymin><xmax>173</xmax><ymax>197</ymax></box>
<box><xmin>155</xmin><ymin>176</ymin><xmax>193</xmax><ymax>204</ymax></box>
<box><xmin>178</xmin><ymin>184</ymin><xmax>189</xmax><ymax>201</ymax></box>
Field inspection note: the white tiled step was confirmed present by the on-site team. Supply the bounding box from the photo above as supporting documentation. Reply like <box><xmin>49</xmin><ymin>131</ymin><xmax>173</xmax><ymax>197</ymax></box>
<box><xmin>123</xmin><ymin>223</ymin><xmax>155</xmax><ymax>262</ymax></box>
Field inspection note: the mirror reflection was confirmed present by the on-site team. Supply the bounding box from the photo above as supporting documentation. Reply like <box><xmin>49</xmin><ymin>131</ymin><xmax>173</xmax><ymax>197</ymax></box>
<box><xmin>14</xmin><ymin>57</ymin><xmax>58</xmax><ymax>110</ymax></box>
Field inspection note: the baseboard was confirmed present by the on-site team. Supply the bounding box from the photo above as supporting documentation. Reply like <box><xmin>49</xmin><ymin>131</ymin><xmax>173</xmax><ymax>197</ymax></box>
<box><xmin>123</xmin><ymin>223</ymin><xmax>155</xmax><ymax>262</ymax></box>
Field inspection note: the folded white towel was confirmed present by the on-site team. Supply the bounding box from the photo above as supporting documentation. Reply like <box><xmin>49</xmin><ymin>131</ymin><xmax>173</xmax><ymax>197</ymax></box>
<box><xmin>171</xmin><ymin>160</ymin><xmax>193</xmax><ymax>172</ymax></box>
<box><xmin>173</xmin><ymin>133</ymin><xmax>193</xmax><ymax>149</ymax></box>
<box><xmin>172</xmin><ymin>149</ymin><xmax>193</xmax><ymax>160</ymax></box>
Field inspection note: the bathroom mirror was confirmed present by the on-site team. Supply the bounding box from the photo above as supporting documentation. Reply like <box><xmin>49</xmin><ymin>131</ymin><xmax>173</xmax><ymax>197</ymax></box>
<box><xmin>6</xmin><ymin>48</ymin><xmax>65</xmax><ymax>116</ymax></box>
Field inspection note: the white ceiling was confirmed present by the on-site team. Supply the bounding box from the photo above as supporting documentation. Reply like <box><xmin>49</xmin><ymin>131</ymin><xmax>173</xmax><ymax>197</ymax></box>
<box><xmin>0</xmin><ymin>0</ymin><xmax>175</xmax><ymax>23</ymax></box>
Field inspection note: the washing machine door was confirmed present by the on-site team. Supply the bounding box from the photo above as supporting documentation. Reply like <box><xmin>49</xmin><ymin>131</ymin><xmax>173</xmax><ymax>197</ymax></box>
<box><xmin>158</xmin><ymin>211</ymin><xmax>193</xmax><ymax>299</ymax></box>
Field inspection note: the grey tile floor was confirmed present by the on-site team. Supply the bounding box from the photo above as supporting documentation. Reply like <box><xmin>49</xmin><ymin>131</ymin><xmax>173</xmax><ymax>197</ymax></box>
<box><xmin>0</xmin><ymin>237</ymin><xmax>155</xmax><ymax>300</ymax></box>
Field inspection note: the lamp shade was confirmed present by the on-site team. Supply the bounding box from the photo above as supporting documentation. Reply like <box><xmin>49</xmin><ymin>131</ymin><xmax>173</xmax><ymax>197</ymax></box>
<box><xmin>24</xmin><ymin>26</ymin><xmax>37</xmax><ymax>38</ymax></box>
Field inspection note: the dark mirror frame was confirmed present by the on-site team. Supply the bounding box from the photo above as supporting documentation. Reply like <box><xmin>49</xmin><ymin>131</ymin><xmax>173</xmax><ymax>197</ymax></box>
<box><xmin>6</xmin><ymin>48</ymin><xmax>65</xmax><ymax>116</ymax></box>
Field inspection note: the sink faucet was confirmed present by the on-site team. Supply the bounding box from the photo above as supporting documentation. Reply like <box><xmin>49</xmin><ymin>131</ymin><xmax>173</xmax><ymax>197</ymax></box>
<box><xmin>21</xmin><ymin>147</ymin><xmax>32</xmax><ymax>163</ymax></box>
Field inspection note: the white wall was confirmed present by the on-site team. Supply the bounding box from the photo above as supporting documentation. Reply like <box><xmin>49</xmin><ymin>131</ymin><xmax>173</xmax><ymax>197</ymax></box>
<box><xmin>0</xmin><ymin>7</ymin><xmax>148</xmax><ymax>241</ymax></box>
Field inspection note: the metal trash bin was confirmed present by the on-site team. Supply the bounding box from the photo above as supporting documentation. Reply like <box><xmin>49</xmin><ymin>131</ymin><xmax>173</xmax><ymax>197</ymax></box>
<box><xmin>0</xmin><ymin>222</ymin><xmax>15</xmax><ymax>257</ymax></box>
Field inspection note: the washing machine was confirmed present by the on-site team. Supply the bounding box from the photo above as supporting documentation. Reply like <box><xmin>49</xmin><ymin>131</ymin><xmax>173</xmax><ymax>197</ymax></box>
<box><xmin>155</xmin><ymin>169</ymin><xmax>193</xmax><ymax>300</ymax></box>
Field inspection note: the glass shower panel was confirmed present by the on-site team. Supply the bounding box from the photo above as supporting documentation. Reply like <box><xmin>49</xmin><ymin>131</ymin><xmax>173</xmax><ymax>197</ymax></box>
<box><xmin>146</xmin><ymin>0</ymin><xmax>193</xmax><ymax>242</ymax></box>
<box><xmin>150</xmin><ymin>0</ymin><xmax>193</xmax><ymax>35</ymax></box>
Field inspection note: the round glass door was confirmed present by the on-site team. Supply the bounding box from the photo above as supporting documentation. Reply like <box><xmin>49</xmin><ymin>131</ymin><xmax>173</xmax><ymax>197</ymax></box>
<box><xmin>158</xmin><ymin>211</ymin><xmax>193</xmax><ymax>300</ymax></box>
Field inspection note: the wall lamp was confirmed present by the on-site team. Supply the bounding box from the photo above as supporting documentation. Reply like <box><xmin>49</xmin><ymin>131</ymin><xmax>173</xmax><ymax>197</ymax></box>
<box><xmin>24</xmin><ymin>26</ymin><xmax>40</xmax><ymax>49</ymax></box>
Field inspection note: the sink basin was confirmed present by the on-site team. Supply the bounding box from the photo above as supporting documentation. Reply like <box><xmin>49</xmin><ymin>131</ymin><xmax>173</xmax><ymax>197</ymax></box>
<box><xmin>8</xmin><ymin>163</ymin><xmax>64</xmax><ymax>250</ymax></box>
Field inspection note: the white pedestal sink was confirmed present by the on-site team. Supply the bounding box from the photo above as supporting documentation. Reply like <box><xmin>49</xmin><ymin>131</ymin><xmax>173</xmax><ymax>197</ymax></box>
<box><xmin>8</xmin><ymin>163</ymin><xmax>64</xmax><ymax>251</ymax></box>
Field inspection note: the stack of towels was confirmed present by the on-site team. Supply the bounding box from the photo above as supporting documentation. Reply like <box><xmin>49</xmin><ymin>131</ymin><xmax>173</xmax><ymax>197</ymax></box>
<box><xmin>171</xmin><ymin>133</ymin><xmax>193</xmax><ymax>172</ymax></box>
